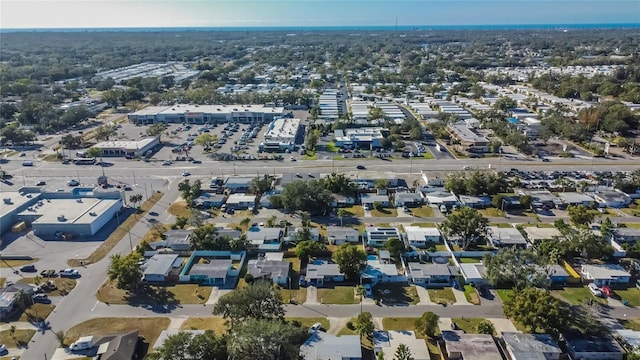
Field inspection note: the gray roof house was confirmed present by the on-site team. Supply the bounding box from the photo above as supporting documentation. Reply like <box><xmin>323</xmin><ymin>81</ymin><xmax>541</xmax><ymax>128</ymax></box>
<box><xmin>300</xmin><ymin>331</ymin><xmax>362</xmax><ymax>360</ymax></box>
<box><xmin>143</xmin><ymin>254</ymin><xmax>181</xmax><ymax>282</ymax></box>
<box><xmin>327</xmin><ymin>227</ymin><xmax>360</xmax><ymax>245</ymax></box>
<box><xmin>360</xmin><ymin>193</ymin><xmax>390</xmax><ymax>207</ymax></box>
<box><xmin>502</xmin><ymin>332</ymin><xmax>562</xmax><ymax>360</ymax></box>
<box><xmin>564</xmin><ymin>331</ymin><xmax>625</xmax><ymax>360</ymax></box>
<box><xmin>581</xmin><ymin>264</ymin><xmax>631</xmax><ymax>287</ymax></box>
<box><xmin>592</xmin><ymin>190</ymin><xmax>631</xmax><ymax>208</ymax></box>
<box><xmin>365</xmin><ymin>227</ymin><xmax>401</xmax><ymax>247</ymax></box>
<box><xmin>441</xmin><ymin>331</ymin><xmax>502</xmax><ymax>360</ymax></box>
<box><xmin>394</xmin><ymin>191</ymin><xmax>423</xmax><ymax>207</ymax></box>
<box><xmin>373</xmin><ymin>330</ymin><xmax>430</xmax><ymax>360</ymax></box>
<box><xmin>306</xmin><ymin>259</ymin><xmax>345</xmax><ymax>287</ymax></box>
<box><xmin>0</xmin><ymin>282</ymin><xmax>35</xmax><ymax>317</ymax></box>
<box><xmin>408</xmin><ymin>263</ymin><xmax>459</xmax><ymax>286</ymax></box>
<box><xmin>487</xmin><ymin>226</ymin><xmax>528</xmax><ymax>248</ymax></box>
<box><xmin>223</xmin><ymin>176</ymin><xmax>254</xmax><ymax>191</ymax></box>
<box><xmin>457</xmin><ymin>195</ymin><xmax>491</xmax><ymax>209</ymax></box>
<box><xmin>558</xmin><ymin>192</ymin><xmax>595</xmax><ymax>207</ymax></box>
<box><xmin>247</xmin><ymin>257</ymin><xmax>291</xmax><ymax>285</ymax></box>
<box><xmin>149</xmin><ymin>229</ymin><xmax>192</xmax><ymax>252</ymax></box>
<box><xmin>246</xmin><ymin>227</ymin><xmax>283</xmax><ymax>252</ymax></box>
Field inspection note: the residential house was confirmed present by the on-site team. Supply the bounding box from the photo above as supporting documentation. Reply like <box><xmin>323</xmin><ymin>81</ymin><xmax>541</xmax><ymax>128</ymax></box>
<box><xmin>225</xmin><ymin>193</ymin><xmax>256</xmax><ymax>210</ymax></box>
<box><xmin>0</xmin><ymin>282</ymin><xmax>35</xmax><ymax>317</ymax></box>
<box><xmin>404</xmin><ymin>226</ymin><xmax>441</xmax><ymax>248</ymax></box>
<box><xmin>149</xmin><ymin>229</ymin><xmax>192</xmax><ymax>252</ymax></box>
<box><xmin>179</xmin><ymin>251</ymin><xmax>245</xmax><ymax>286</ymax></box>
<box><xmin>360</xmin><ymin>193</ymin><xmax>390</xmax><ymax>208</ymax></box>
<box><xmin>581</xmin><ymin>264</ymin><xmax>631</xmax><ymax>287</ymax></box>
<box><xmin>94</xmin><ymin>330</ymin><xmax>139</xmax><ymax>360</ymax></box>
<box><xmin>394</xmin><ymin>191</ymin><xmax>423</xmax><ymax>207</ymax></box>
<box><xmin>327</xmin><ymin>227</ymin><xmax>360</xmax><ymax>245</ymax></box>
<box><xmin>215</xmin><ymin>227</ymin><xmax>242</xmax><ymax>240</ymax></box>
<box><xmin>408</xmin><ymin>263</ymin><xmax>459</xmax><ymax>286</ymax></box>
<box><xmin>564</xmin><ymin>330</ymin><xmax>625</xmax><ymax>360</ymax></box>
<box><xmin>300</xmin><ymin>332</ymin><xmax>362</xmax><ymax>360</ymax></box>
<box><xmin>361</xmin><ymin>256</ymin><xmax>407</xmax><ymax>285</ymax></box>
<box><xmin>541</xmin><ymin>264</ymin><xmax>570</xmax><ymax>285</ymax></box>
<box><xmin>331</xmin><ymin>194</ymin><xmax>356</xmax><ymax>208</ymax></box>
<box><xmin>223</xmin><ymin>176</ymin><xmax>254</xmax><ymax>192</ymax></box>
<box><xmin>441</xmin><ymin>331</ymin><xmax>502</xmax><ymax>360</ymax></box>
<box><xmin>501</xmin><ymin>332</ymin><xmax>562</xmax><ymax>360</ymax></box>
<box><xmin>458</xmin><ymin>195</ymin><xmax>491</xmax><ymax>209</ymax></box>
<box><xmin>592</xmin><ymin>190</ymin><xmax>632</xmax><ymax>208</ymax></box>
<box><xmin>524</xmin><ymin>190</ymin><xmax>562</xmax><ymax>209</ymax></box>
<box><xmin>306</xmin><ymin>259</ymin><xmax>345</xmax><ymax>287</ymax></box>
<box><xmin>459</xmin><ymin>263</ymin><xmax>486</xmax><ymax>285</ymax></box>
<box><xmin>247</xmin><ymin>254</ymin><xmax>291</xmax><ymax>285</ymax></box>
<box><xmin>487</xmin><ymin>226</ymin><xmax>528</xmax><ymax>248</ymax></box>
<box><xmin>522</xmin><ymin>227</ymin><xmax>563</xmax><ymax>244</ymax></box>
<box><xmin>142</xmin><ymin>254</ymin><xmax>181</xmax><ymax>282</ymax></box>
<box><xmin>246</xmin><ymin>227</ymin><xmax>284</xmax><ymax>252</ymax></box>
<box><xmin>615</xmin><ymin>329</ymin><xmax>640</xmax><ymax>350</ymax></box>
<box><xmin>279</xmin><ymin>172</ymin><xmax>321</xmax><ymax>189</ymax></box>
<box><xmin>612</xmin><ymin>228</ymin><xmax>640</xmax><ymax>244</ymax></box>
<box><xmin>194</xmin><ymin>193</ymin><xmax>226</xmax><ymax>209</ymax></box>
<box><xmin>286</xmin><ymin>226</ymin><xmax>320</xmax><ymax>243</ymax></box>
<box><xmin>365</xmin><ymin>227</ymin><xmax>401</xmax><ymax>247</ymax></box>
<box><xmin>422</xmin><ymin>190</ymin><xmax>459</xmax><ymax>205</ymax></box>
<box><xmin>373</xmin><ymin>330</ymin><xmax>430</xmax><ymax>360</ymax></box>
<box><xmin>558</xmin><ymin>192</ymin><xmax>595</xmax><ymax>207</ymax></box>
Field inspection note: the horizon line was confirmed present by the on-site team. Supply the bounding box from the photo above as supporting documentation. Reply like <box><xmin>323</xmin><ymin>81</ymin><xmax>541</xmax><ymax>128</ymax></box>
<box><xmin>1</xmin><ymin>22</ymin><xmax>639</xmax><ymax>32</ymax></box>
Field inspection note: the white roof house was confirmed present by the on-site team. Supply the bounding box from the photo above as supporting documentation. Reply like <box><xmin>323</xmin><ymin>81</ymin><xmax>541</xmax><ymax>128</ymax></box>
<box><xmin>522</xmin><ymin>227</ymin><xmax>563</xmax><ymax>244</ymax></box>
<box><xmin>487</xmin><ymin>226</ymin><xmax>528</xmax><ymax>248</ymax></box>
<box><xmin>404</xmin><ymin>226</ymin><xmax>441</xmax><ymax>248</ymax></box>
<box><xmin>502</xmin><ymin>332</ymin><xmax>562</xmax><ymax>360</ymax></box>
<box><xmin>581</xmin><ymin>264</ymin><xmax>631</xmax><ymax>286</ymax></box>
<box><xmin>373</xmin><ymin>330</ymin><xmax>429</xmax><ymax>360</ymax></box>
<box><xmin>365</xmin><ymin>227</ymin><xmax>401</xmax><ymax>247</ymax></box>
<box><xmin>300</xmin><ymin>332</ymin><xmax>362</xmax><ymax>360</ymax></box>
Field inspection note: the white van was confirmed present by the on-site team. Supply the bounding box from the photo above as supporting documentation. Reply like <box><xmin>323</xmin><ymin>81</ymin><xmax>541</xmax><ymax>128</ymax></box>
<box><xmin>588</xmin><ymin>283</ymin><xmax>603</xmax><ymax>297</ymax></box>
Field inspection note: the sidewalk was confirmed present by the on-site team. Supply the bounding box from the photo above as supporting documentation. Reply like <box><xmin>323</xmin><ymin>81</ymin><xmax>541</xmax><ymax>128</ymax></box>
<box><xmin>0</xmin><ymin>322</ymin><xmax>38</xmax><ymax>331</ymax></box>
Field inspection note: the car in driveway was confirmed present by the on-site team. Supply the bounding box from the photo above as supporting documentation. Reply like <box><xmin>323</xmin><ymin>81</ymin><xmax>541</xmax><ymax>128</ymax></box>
<box><xmin>308</xmin><ymin>322</ymin><xmax>323</xmax><ymax>333</ymax></box>
<box><xmin>59</xmin><ymin>268</ymin><xmax>79</xmax><ymax>277</ymax></box>
<box><xmin>601</xmin><ymin>285</ymin><xmax>620</xmax><ymax>299</ymax></box>
<box><xmin>588</xmin><ymin>283</ymin><xmax>604</xmax><ymax>297</ymax></box>
<box><xmin>364</xmin><ymin>283</ymin><xmax>372</xmax><ymax>297</ymax></box>
<box><xmin>32</xmin><ymin>294</ymin><xmax>51</xmax><ymax>304</ymax></box>
<box><xmin>20</xmin><ymin>264</ymin><xmax>37</xmax><ymax>272</ymax></box>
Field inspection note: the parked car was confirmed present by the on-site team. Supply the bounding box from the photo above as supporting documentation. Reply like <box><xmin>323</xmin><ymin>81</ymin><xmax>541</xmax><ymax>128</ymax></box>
<box><xmin>32</xmin><ymin>294</ymin><xmax>51</xmax><ymax>304</ymax></box>
<box><xmin>20</xmin><ymin>264</ymin><xmax>36</xmax><ymax>272</ymax></box>
<box><xmin>182</xmin><ymin>171</ymin><xmax>191</xmax><ymax>177</ymax></box>
<box><xmin>40</xmin><ymin>270</ymin><xmax>56</xmax><ymax>277</ymax></box>
<box><xmin>299</xmin><ymin>276</ymin><xmax>306</xmax><ymax>287</ymax></box>
<box><xmin>601</xmin><ymin>285</ymin><xmax>620</xmax><ymax>299</ymax></box>
<box><xmin>588</xmin><ymin>283</ymin><xmax>603</xmax><ymax>297</ymax></box>
<box><xmin>364</xmin><ymin>283</ymin><xmax>372</xmax><ymax>297</ymax></box>
<box><xmin>308</xmin><ymin>322</ymin><xmax>323</xmax><ymax>333</ymax></box>
<box><xmin>0</xmin><ymin>344</ymin><xmax>6</xmax><ymax>354</ymax></box>
<box><xmin>162</xmin><ymin>160</ymin><xmax>173</xmax><ymax>166</ymax></box>
<box><xmin>67</xmin><ymin>179</ymin><xmax>79</xmax><ymax>186</ymax></box>
<box><xmin>35</xmin><ymin>180</ymin><xmax>46</xmax><ymax>186</ymax></box>
<box><xmin>59</xmin><ymin>268</ymin><xmax>79</xmax><ymax>277</ymax></box>
<box><xmin>356</xmin><ymin>165</ymin><xmax>366</xmax><ymax>170</ymax></box>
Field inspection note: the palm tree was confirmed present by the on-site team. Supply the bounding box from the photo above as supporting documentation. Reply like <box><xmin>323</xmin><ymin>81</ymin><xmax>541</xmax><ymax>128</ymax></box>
<box><xmin>355</xmin><ymin>285</ymin><xmax>365</xmax><ymax>313</ymax></box>
<box><xmin>337</xmin><ymin>208</ymin><xmax>348</xmax><ymax>227</ymax></box>
<box><xmin>9</xmin><ymin>325</ymin><xmax>16</xmax><ymax>343</ymax></box>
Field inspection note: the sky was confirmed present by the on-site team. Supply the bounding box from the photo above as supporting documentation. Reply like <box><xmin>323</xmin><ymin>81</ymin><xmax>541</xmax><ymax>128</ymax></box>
<box><xmin>1</xmin><ymin>0</ymin><xmax>639</xmax><ymax>29</ymax></box>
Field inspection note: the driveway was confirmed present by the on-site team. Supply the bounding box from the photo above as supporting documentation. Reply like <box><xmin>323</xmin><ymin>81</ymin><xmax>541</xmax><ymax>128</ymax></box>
<box><xmin>487</xmin><ymin>318</ymin><xmax>519</xmax><ymax>335</ymax></box>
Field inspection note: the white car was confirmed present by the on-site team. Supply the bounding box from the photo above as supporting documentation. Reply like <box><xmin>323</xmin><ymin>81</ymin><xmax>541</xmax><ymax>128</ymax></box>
<box><xmin>588</xmin><ymin>283</ymin><xmax>603</xmax><ymax>297</ymax></box>
<box><xmin>0</xmin><ymin>344</ymin><xmax>6</xmax><ymax>354</ymax></box>
<box><xmin>308</xmin><ymin>322</ymin><xmax>323</xmax><ymax>333</ymax></box>
<box><xmin>59</xmin><ymin>268</ymin><xmax>79</xmax><ymax>277</ymax></box>
<box><xmin>67</xmin><ymin>179</ymin><xmax>80</xmax><ymax>186</ymax></box>
<box><xmin>182</xmin><ymin>171</ymin><xmax>191</xmax><ymax>177</ymax></box>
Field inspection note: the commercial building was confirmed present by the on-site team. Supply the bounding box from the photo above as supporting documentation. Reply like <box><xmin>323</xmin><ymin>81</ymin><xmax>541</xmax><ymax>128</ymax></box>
<box><xmin>447</xmin><ymin>123</ymin><xmax>488</xmax><ymax>151</ymax></box>
<box><xmin>128</xmin><ymin>104</ymin><xmax>285</xmax><ymax>125</ymax></box>
<box><xmin>263</xmin><ymin>118</ymin><xmax>301</xmax><ymax>143</ymax></box>
<box><xmin>333</xmin><ymin>128</ymin><xmax>387</xmax><ymax>149</ymax></box>
<box><xmin>92</xmin><ymin>137</ymin><xmax>159</xmax><ymax>158</ymax></box>
<box><xmin>1</xmin><ymin>188</ymin><xmax>124</xmax><ymax>239</ymax></box>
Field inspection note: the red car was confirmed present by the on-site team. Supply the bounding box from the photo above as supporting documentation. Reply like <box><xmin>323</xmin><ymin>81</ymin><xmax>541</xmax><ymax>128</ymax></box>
<box><xmin>601</xmin><ymin>285</ymin><xmax>620</xmax><ymax>299</ymax></box>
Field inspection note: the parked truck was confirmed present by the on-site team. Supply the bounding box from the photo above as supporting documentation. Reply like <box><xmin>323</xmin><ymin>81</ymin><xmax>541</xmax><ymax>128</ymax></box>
<box><xmin>70</xmin><ymin>336</ymin><xmax>94</xmax><ymax>351</ymax></box>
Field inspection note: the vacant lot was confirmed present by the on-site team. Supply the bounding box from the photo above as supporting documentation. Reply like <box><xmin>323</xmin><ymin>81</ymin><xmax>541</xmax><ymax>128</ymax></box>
<box><xmin>0</xmin><ymin>329</ymin><xmax>36</xmax><ymax>347</ymax></box>
<box><xmin>317</xmin><ymin>286</ymin><xmax>357</xmax><ymax>304</ymax></box>
<box><xmin>180</xmin><ymin>317</ymin><xmax>228</xmax><ymax>334</ymax></box>
<box><xmin>374</xmin><ymin>284</ymin><xmax>420</xmax><ymax>305</ymax></box>
<box><xmin>428</xmin><ymin>288</ymin><xmax>456</xmax><ymax>305</ymax></box>
<box><xmin>410</xmin><ymin>206</ymin><xmax>435</xmax><ymax>218</ymax></box>
<box><xmin>97</xmin><ymin>281</ymin><xmax>212</xmax><ymax>305</ymax></box>
<box><xmin>20</xmin><ymin>277</ymin><xmax>77</xmax><ymax>296</ymax></box>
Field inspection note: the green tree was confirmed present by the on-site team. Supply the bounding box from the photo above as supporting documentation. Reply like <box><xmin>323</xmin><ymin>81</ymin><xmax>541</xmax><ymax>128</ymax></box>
<box><xmin>493</xmin><ymin>96</ymin><xmax>518</xmax><ymax>112</ymax></box>
<box><xmin>102</xmin><ymin>89</ymin><xmax>121</xmax><ymax>108</ymax></box>
<box><xmin>475</xmin><ymin>320</ymin><xmax>495</xmax><ymax>335</ymax></box>
<box><xmin>305</xmin><ymin>128</ymin><xmax>320</xmax><ymax>152</ymax></box>
<box><xmin>503</xmin><ymin>287</ymin><xmax>570</xmax><ymax>335</ymax></box>
<box><xmin>146</xmin><ymin>123</ymin><xmax>166</xmax><ymax>142</ymax></box>
<box><xmin>107</xmin><ymin>253</ymin><xmax>143</xmax><ymax>291</ymax></box>
<box><xmin>87</xmin><ymin>147</ymin><xmax>102</xmax><ymax>159</ymax></box>
<box><xmin>94</xmin><ymin>124</ymin><xmax>117</xmax><ymax>141</ymax></box>
<box><xmin>333</xmin><ymin>244</ymin><xmax>367</xmax><ymax>280</ymax></box>
<box><xmin>441</xmin><ymin>207</ymin><xmax>489</xmax><ymax>250</ymax></box>
<box><xmin>355</xmin><ymin>311</ymin><xmax>375</xmax><ymax>340</ymax></box>
<box><xmin>384</xmin><ymin>238</ymin><xmax>406</xmax><ymax>262</ymax></box>
<box><xmin>59</xmin><ymin>134</ymin><xmax>82</xmax><ymax>149</ymax></box>
<box><xmin>227</xmin><ymin>318</ymin><xmax>307</xmax><ymax>360</ymax></box>
<box><xmin>148</xmin><ymin>330</ymin><xmax>228</xmax><ymax>360</ymax></box>
<box><xmin>249</xmin><ymin>175</ymin><xmax>272</xmax><ymax>196</ymax></box>
<box><xmin>393</xmin><ymin>343</ymin><xmax>415</xmax><ymax>360</ymax></box>
<box><xmin>295</xmin><ymin>240</ymin><xmax>325</xmax><ymax>262</ymax></box>
<box><xmin>483</xmin><ymin>248</ymin><xmax>549</xmax><ymax>290</ymax></box>
<box><xmin>212</xmin><ymin>281</ymin><xmax>284</xmax><ymax>329</ymax></box>
<box><xmin>280</xmin><ymin>180</ymin><xmax>333</xmax><ymax>215</ymax></box>
<box><xmin>567</xmin><ymin>205</ymin><xmax>597</xmax><ymax>226</ymax></box>
<box><xmin>129</xmin><ymin>194</ymin><xmax>143</xmax><ymax>208</ymax></box>
<box><xmin>415</xmin><ymin>311</ymin><xmax>439</xmax><ymax>338</ymax></box>
<box><xmin>519</xmin><ymin>195</ymin><xmax>533</xmax><ymax>210</ymax></box>
<box><xmin>195</xmin><ymin>133</ymin><xmax>218</xmax><ymax>149</ymax></box>
<box><xmin>9</xmin><ymin>324</ymin><xmax>16</xmax><ymax>343</ymax></box>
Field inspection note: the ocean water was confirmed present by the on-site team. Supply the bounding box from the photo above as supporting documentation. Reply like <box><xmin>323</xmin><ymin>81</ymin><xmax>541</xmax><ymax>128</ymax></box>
<box><xmin>1</xmin><ymin>23</ymin><xmax>639</xmax><ymax>33</ymax></box>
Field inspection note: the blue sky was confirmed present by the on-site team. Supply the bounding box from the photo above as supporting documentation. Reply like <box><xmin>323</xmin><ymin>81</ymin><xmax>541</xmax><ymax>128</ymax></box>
<box><xmin>1</xmin><ymin>0</ymin><xmax>639</xmax><ymax>29</ymax></box>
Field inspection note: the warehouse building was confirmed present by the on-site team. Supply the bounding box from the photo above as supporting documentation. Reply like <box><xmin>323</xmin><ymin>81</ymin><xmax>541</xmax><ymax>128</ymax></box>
<box><xmin>128</xmin><ymin>104</ymin><xmax>285</xmax><ymax>125</ymax></box>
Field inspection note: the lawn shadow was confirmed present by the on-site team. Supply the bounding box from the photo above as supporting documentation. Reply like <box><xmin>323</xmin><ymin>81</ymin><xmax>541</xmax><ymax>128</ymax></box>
<box><xmin>123</xmin><ymin>285</ymin><xmax>180</xmax><ymax>311</ymax></box>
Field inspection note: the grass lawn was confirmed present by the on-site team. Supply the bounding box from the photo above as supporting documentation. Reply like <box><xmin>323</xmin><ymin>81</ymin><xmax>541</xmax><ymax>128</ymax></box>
<box><xmin>317</xmin><ymin>286</ymin><xmax>357</xmax><ymax>304</ymax></box>
<box><xmin>428</xmin><ymin>288</ymin><xmax>456</xmax><ymax>305</ymax></box>
<box><xmin>496</xmin><ymin>289</ymin><xmax>515</xmax><ymax>303</ymax></box>
<box><xmin>614</xmin><ymin>288</ymin><xmax>640</xmax><ymax>306</ymax></box>
<box><xmin>322</xmin><ymin>142</ymin><xmax>339</xmax><ymax>153</ymax></box>
<box><xmin>411</xmin><ymin>222</ymin><xmax>436</xmax><ymax>227</ymax></box>
<box><xmin>303</xmin><ymin>151</ymin><xmax>318</xmax><ymax>160</ymax></box>
<box><xmin>0</xmin><ymin>278</ymin><xmax>4</xmax><ymax>287</ymax></box>
<box><xmin>20</xmin><ymin>277</ymin><xmax>77</xmax><ymax>296</ymax></box>
<box><xmin>458</xmin><ymin>258</ymin><xmax>481</xmax><ymax>263</ymax></box>
<box><xmin>382</xmin><ymin>317</ymin><xmax>425</xmax><ymax>336</ymax></box>
<box><xmin>619</xmin><ymin>318</ymin><xmax>640</xmax><ymax>330</ymax></box>
<box><xmin>451</xmin><ymin>318</ymin><xmax>494</xmax><ymax>334</ymax></box>
<box><xmin>411</xmin><ymin>206</ymin><xmax>435</xmax><ymax>218</ymax></box>
<box><xmin>279</xmin><ymin>287</ymin><xmax>307</xmax><ymax>304</ymax></box>
<box><xmin>551</xmin><ymin>287</ymin><xmax>607</xmax><ymax>305</ymax></box>
<box><xmin>370</xmin><ymin>208</ymin><xmax>398</xmax><ymax>217</ymax></box>
<box><xmin>463</xmin><ymin>285</ymin><xmax>481</xmax><ymax>305</ymax></box>
<box><xmin>337</xmin><ymin>318</ymin><xmax>373</xmax><ymax>349</ymax></box>
<box><xmin>0</xmin><ymin>329</ymin><xmax>36</xmax><ymax>347</ymax></box>
<box><xmin>97</xmin><ymin>281</ymin><xmax>212</xmax><ymax>305</ymax></box>
<box><xmin>18</xmin><ymin>303</ymin><xmax>55</xmax><ymax>322</ymax></box>
<box><xmin>343</xmin><ymin>206</ymin><xmax>364</xmax><ymax>217</ymax></box>
<box><xmin>286</xmin><ymin>317</ymin><xmax>330</xmax><ymax>331</ymax></box>
<box><xmin>64</xmin><ymin>317</ymin><xmax>170</xmax><ymax>355</ymax></box>
<box><xmin>479</xmin><ymin>208</ymin><xmax>506</xmax><ymax>217</ymax></box>
<box><xmin>622</xmin><ymin>223</ymin><xmax>640</xmax><ymax>229</ymax></box>
<box><xmin>68</xmin><ymin>192</ymin><xmax>163</xmax><ymax>267</ymax></box>
<box><xmin>167</xmin><ymin>201</ymin><xmax>192</xmax><ymax>218</ymax></box>
<box><xmin>0</xmin><ymin>259</ymin><xmax>35</xmax><ymax>268</ymax></box>
<box><xmin>621</xmin><ymin>208</ymin><xmax>640</xmax><ymax>216</ymax></box>
<box><xmin>421</xmin><ymin>151</ymin><xmax>435</xmax><ymax>159</ymax></box>
<box><xmin>373</xmin><ymin>284</ymin><xmax>420</xmax><ymax>305</ymax></box>
<box><xmin>180</xmin><ymin>317</ymin><xmax>228</xmax><ymax>334</ymax></box>
<box><xmin>489</xmin><ymin>222</ymin><xmax>515</xmax><ymax>228</ymax></box>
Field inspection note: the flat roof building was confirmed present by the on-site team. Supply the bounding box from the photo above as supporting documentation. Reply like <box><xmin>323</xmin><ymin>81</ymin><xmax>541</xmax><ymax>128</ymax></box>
<box><xmin>128</xmin><ymin>104</ymin><xmax>285</xmax><ymax>125</ymax></box>
<box><xmin>93</xmin><ymin>137</ymin><xmax>159</xmax><ymax>158</ymax></box>
<box><xmin>264</xmin><ymin>118</ymin><xmax>301</xmax><ymax>143</ymax></box>
<box><xmin>442</xmin><ymin>331</ymin><xmax>502</xmax><ymax>360</ymax></box>
<box><xmin>448</xmin><ymin>123</ymin><xmax>488</xmax><ymax>149</ymax></box>
<box><xmin>502</xmin><ymin>332</ymin><xmax>562</xmax><ymax>360</ymax></box>
<box><xmin>334</xmin><ymin>128</ymin><xmax>387</xmax><ymax>149</ymax></box>
<box><xmin>300</xmin><ymin>332</ymin><xmax>362</xmax><ymax>360</ymax></box>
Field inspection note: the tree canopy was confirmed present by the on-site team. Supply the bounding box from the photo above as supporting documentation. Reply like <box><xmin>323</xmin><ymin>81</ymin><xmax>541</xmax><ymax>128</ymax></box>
<box><xmin>212</xmin><ymin>281</ymin><xmax>284</xmax><ymax>329</ymax></box>
<box><xmin>333</xmin><ymin>244</ymin><xmax>367</xmax><ymax>280</ymax></box>
<box><xmin>107</xmin><ymin>252</ymin><xmax>143</xmax><ymax>291</ymax></box>
<box><xmin>503</xmin><ymin>287</ymin><xmax>570</xmax><ymax>335</ymax></box>
<box><xmin>441</xmin><ymin>207</ymin><xmax>489</xmax><ymax>250</ymax></box>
